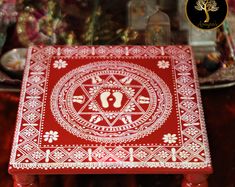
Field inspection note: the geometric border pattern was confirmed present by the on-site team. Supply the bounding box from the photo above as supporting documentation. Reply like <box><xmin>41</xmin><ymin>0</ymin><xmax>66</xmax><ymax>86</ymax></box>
<box><xmin>9</xmin><ymin>46</ymin><xmax>212</xmax><ymax>173</ymax></box>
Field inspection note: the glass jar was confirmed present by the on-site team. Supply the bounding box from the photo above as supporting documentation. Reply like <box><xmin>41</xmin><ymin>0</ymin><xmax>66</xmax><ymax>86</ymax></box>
<box><xmin>145</xmin><ymin>6</ymin><xmax>171</xmax><ymax>45</ymax></box>
<box><xmin>128</xmin><ymin>0</ymin><xmax>147</xmax><ymax>30</ymax></box>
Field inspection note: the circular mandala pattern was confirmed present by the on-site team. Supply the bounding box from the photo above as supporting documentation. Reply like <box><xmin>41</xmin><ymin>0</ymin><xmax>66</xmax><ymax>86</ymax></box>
<box><xmin>51</xmin><ymin>61</ymin><xmax>172</xmax><ymax>143</ymax></box>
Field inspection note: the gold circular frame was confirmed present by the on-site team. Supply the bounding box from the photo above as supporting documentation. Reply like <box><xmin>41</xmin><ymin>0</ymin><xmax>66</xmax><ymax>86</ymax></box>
<box><xmin>185</xmin><ymin>0</ymin><xmax>228</xmax><ymax>30</ymax></box>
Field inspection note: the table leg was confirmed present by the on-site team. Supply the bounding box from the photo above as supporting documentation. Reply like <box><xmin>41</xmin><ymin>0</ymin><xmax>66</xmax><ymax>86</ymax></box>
<box><xmin>13</xmin><ymin>174</ymin><xmax>38</xmax><ymax>187</ymax></box>
<box><xmin>182</xmin><ymin>174</ymin><xmax>208</xmax><ymax>187</ymax></box>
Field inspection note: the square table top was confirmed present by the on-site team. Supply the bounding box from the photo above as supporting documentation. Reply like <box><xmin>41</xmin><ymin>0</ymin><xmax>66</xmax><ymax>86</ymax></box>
<box><xmin>9</xmin><ymin>45</ymin><xmax>212</xmax><ymax>175</ymax></box>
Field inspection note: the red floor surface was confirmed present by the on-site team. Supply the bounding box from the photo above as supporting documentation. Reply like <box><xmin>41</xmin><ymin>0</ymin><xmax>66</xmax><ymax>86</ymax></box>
<box><xmin>0</xmin><ymin>86</ymin><xmax>234</xmax><ymax>187</ymax></box>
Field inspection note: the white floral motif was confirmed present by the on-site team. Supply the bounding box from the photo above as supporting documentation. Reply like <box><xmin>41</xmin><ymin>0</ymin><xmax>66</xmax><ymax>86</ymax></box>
<box><xmin>53</xmin><ymin>150</ymin><xmax>65</xmax><ymax>160</ymax></box>
<box><xmin>104</xmin><ymin>113</ymin><xmax>118</xmax><ymax>119</ymax></box>
<box><xmin>114</xmin><ymin>151</ymin><xmax>127</xmax><ymax>159</ymax></box>
<box><xmin>104</xmin><ymin>80</ymin><xmax>118</xmax><ymax>86</ymax></box>
<box><xmin>124</xmin><ymin>102</ymin><xmax>136</xmax><ymax>112</ymax></box>
<box><xmin>73</xmin><ymin>151</ymin><xmax>86</xmax><ymax>160</ymax></box>
<box><xmin>30</xmin><ymin>76</ymin><xmax>42</xmax><ymax>83</ymax></box>
<box><xmin>25</xmin><ymin>113</ymin><xmax>38</xmax><ymax>122</ymax></box>
<box><xmin>28</xmin><ymin>100</ymin><xmax>40</xmax><ymax>108</ymax></box>
<box><xmin>94</xmin><ymin>150</ymin><xmax>106</xmax><ymax>159</ymax></box>
<box><xmin>187</xmin><ymin>142</ymin><xmax>200</xmax><ymax>152</ymax></box>
<box><xmin>177</xmin><ymin>64</ymin><xmax>190</xmax><ymax>72</ymax></box>
<box><xmin>157</xmin><ymin>150</ymin><xmax>169</xmax><ymax>159</ymax></box>
<box><xmin>181</xmin><ymin>100</ymin><xmax>196</xmax><ymax>110</ymax></box>
<box><xmin>43</xmin><ymin>131</ymin><xmax>59</xmax><ymax>143</ymax></box>
<box><xmin>89</xmin><ymin>87</ymin><xmax>99</xmax><ymax>96</ymax></box>
<box><xmin>124</xmin><ymin>87</ymin><xmax>135</xmax><ymax>97</ymax></box>
<box><xmin>179</xmin><ymin>150</ymin><xmax>190</xmax><ymax>159</ymax></box>
<box><xmin>23</xmin><ymin>128</ymin><xmax>35</xmax><ymax>137</ymax></box>
<box><xmin>185</xmin><ymin>127</ymin><xmax>199</xmax><ymax>136</ymax></box>
<box><xmin>53</xmin><ymin>59</ymin><xmax>68</xmax><ymax>69</ymax></box>
<box><xmin>44</xmin><ymin>47</ymin><xmax>56</xmax><ymax>55</ymax></box>
<box><xmin>178</xmin><ymin>53</ymin><xmax>188</xmax><ymax>60</ymax></box>
<box><xmin>88</xmin><ymin>103</ymin><xmax>99</xmax><ymax>111</ymax></box>
<box><xmin>28</xmin><ymin>87</ymin><xmax>41</xmax><ymax>95</ymax></box>
<box><xmin>157</xmin><ymin>60</ymin><xmax>170</xmax><ymax>69</ymax></box>
<box><xmin>31</xmin><ymin>151</ymin><xmax>43</xmax><ymax>160</ymax></box>
<box><xmin>162</xmin><ymin>133</ymin><xmax>178</xmax><ymax>144</ymax></box>
<box><xmin>136</xmin><ymin>150</ymin><xmax>148</xmax><ymax>159</ymax></box>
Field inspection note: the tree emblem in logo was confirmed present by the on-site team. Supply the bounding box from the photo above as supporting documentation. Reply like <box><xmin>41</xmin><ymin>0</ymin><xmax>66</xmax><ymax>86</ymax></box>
<box><xmin>195</xmin><ymin>0</ymin><xmax>219</xmax><ymax>23</ymax></box>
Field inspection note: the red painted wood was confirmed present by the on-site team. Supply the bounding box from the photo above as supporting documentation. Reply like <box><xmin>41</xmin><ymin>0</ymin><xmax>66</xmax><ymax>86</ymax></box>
<box><xmin>7</xmin><ymin>46</ymin><xmax>212</xmax><ymax>185</ymax></box>
<box><xmin>13</xmin><ymin>175</ymin><xmax>38</xmax><ymax>187</ymax></box>
<box><xmin>182</xmin><ymin>174</ymin><xmax>208</xmax><ymax>187</ymax></box>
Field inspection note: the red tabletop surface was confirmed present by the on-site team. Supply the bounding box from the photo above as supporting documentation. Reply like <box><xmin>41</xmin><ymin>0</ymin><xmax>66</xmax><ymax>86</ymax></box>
<box><xmin>8</xmin><ymin>45</ymin><xmax>212</xmax><ymax>175</ymax></box>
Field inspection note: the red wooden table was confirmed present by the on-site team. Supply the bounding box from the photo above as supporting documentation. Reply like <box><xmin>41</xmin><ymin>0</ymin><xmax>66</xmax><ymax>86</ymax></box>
<box><xmin>8</xmin><ymin>45</ymin><xmax>212</xmax><ymax>187</ymax></box>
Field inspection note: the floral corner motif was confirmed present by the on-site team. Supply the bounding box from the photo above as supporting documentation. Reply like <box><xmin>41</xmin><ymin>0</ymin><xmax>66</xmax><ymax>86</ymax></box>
<box><xmin>43</xmin><ymin>130</ymin><xmax>59</xmax><ymax>143</ymax></box>
<box><xmin>53</xmin><ymin>59</ymin><xmax>68</xmax><ymax>69</ymax></box>
<box><xmin>157</xmin><ymin>60</ymin><xmax>170</xmax><ymax>69</ymax></box>
<box><xmin>162</xmin><ymin>133</ymin><xmax>177</xmax><ymax>144</ymax></box>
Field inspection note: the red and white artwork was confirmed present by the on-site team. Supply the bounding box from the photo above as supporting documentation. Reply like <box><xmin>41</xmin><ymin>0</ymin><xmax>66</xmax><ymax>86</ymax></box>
<box><xmin>9</xmin><ymin>46</ymin><xmax>212</xmax><ymax>174</ymax></box>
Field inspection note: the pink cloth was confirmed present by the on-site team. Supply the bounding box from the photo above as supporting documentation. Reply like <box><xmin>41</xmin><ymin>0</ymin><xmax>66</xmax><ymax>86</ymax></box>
<box><xmin>229</xmin><ymin>0</ymin><xmax>235</xmax><ymax>12</ymax></box>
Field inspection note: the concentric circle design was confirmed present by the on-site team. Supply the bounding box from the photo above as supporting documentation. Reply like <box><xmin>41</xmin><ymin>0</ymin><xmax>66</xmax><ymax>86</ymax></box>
<box><xmin>50</xmin><ymin>61</ymin><xmax>172</xmax><ymax>143</ymax></box>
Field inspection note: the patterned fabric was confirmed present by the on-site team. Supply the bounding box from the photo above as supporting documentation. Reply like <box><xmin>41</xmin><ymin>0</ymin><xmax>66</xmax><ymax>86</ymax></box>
<box><xmin>9</xmin><ymin>46</ymin><xmax>212</xmax><ymax>174</ymax></box>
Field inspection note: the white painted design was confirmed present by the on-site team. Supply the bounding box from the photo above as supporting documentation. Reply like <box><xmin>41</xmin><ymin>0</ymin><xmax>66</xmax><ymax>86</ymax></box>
<box><xmin>121</xmin><ymin>115</ymin><xmax>132</xmax><ymax>124</ymax></box>
<box><xmin>123</xmin><ymin>87</ymin><xmax>135</xmax><ymax>97</ymax></box>
<box><xmin>137</xmin><ymin>96</ymin><xmax>150</xmax><ymax>104</ymax></box>
<box><xmin>45</xmin><ymin>150</ymin><xmax>50</xmax><ymax>162</ymax></box>
<box><xmin>43</xmin><ymin>131</ymin><xmax>59</xmax><ymax>143</ymax></box>
<box><xmin>171</xmin><ymin>148</ymin><xmax>176</xmax><ymax>161</ymax></box>
<box><xmin>72</xmin><ymin>95</ymin><xmax>85</xmax><ymax>104</ymax></box>
<box><xmin>120</xmin><ymin>76</ymin><xmax>133</xmax><ymax>85</ymax></box>
<box><xmin>100</xmin><ymin>90</ymin><xmax>111</xmax><ymax>108</ymax></box>
<box><xmin>112</xmin><ymin>147</ymin><xmax>129</xmax><ymax>160</ymax></box>
<box><xmin>70</xmin><ymin>147</ymin><xmax>88</xmax><ymax>162</ymax></box>
<box><xmin>28</xmin><ymin>75</ymin><xmax>44</xmax><ymax>84</ymax></box>
<box><xmin>61</xmin><ymin>47</ymin><xmax>77</xmax><ymax>56</ymax></box>
<box><xmin>50</xmin><ymin>148</ymin><xmax>68</xmax><ymax>162</ymax></box>
<box><xmin>31</xmin><ymin>151</ymin><xmax>43</xmax><ymax>160</ymax></box>
<box><xmin>124</xmin><ymin>102</ymin><xmax>135</xmax><ymax>112</ymax></box>
<box><xmin>157</xmin><ymin>60</ymin><xmax>170</xmax><ymax>69</ymax></box>
<box><xmin>50</xmin><ymin>61</ymin><xmax>172</xmax><ymax>143</ymax></box>
<box><xmin>9</xmin><ymin>46</ymin><xmax>212</xmax><ymax>171</ymax></box>
<box><xmin>185</xmin><ymin>127</ymin><xmax>200</xmax><ymax>136</ymax></box>
<box><xmin>180</xmin><ymin>100</ymin><xmax>196</xmax><ymax>110</ymax></box>
<box><xmin>23</xmin><ymin>111</ymin><xmax>40</xmax><ymax>124</ymax></box>
<box><xmin>21</xmin><ymin>128</ymin><xmax>36</xmax><ymax>138</ymax></box>
<box><xmin>157</xmin><ymin>150</ymin><xmax>169</xmax><ymax>159</ymax></box>
<box><xmin>89</xmin><ymin>115</ymin><xmax>103</xmax><ymax>124</ymax></box>
<box><xmin>187</xmin><ymin>142</ymin><xmax>201</xmax><ymax>152</ymax></box>
<box><xmin>91</xmin><ymin>76</ymin><xmax>103</xmax><ymax>84</ymax></box>
<box><xmin>53</xmin><ymin>59</ymin><xmax>68</xmax><ymax>69</ymax></box>
<box><xmin>134</xmin><ymin>147</ymin><xmax>152</xmax><ymax>161</ymax></box>
<box><xmin>179</xmin><ymin>150</ymin><xmax>190</xmax><ymax>159</ymax></box>
<box><xmin>24</xmin><ymin>99</ymin><xmax>41</xmax><ymax>109</ymax></box>
<box><xmin>113</xmin><ymin>91</ymin><xmax>123</xmax><ymax>108</ymax></box>
<box><xmin>177</xmin><ymin>76</ymin><xmax>192</xmax><ymax>85</ymax></box>
<box><xmin>43</xmin><ymin>46</ymin><xmax>56</xmax><ymax>56</ymax></box>
<box><xmin>162</xmin><ymin>133</ymin><xmax>178</xmax><ymax>144</ymax></box>
<box><xmin>22</xmin><ymin>144</ymin><xmax>34</xmax><ymax>151</ymax></box>
<box><xmin>26</xmin><ymin>86</ymin><xmax>43</xmax><ymax>96</ymax></box>
<box><xmin>88</xmin><ymin>103</ymin><xmax>99</xmax><ymax>111</ymax></box>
